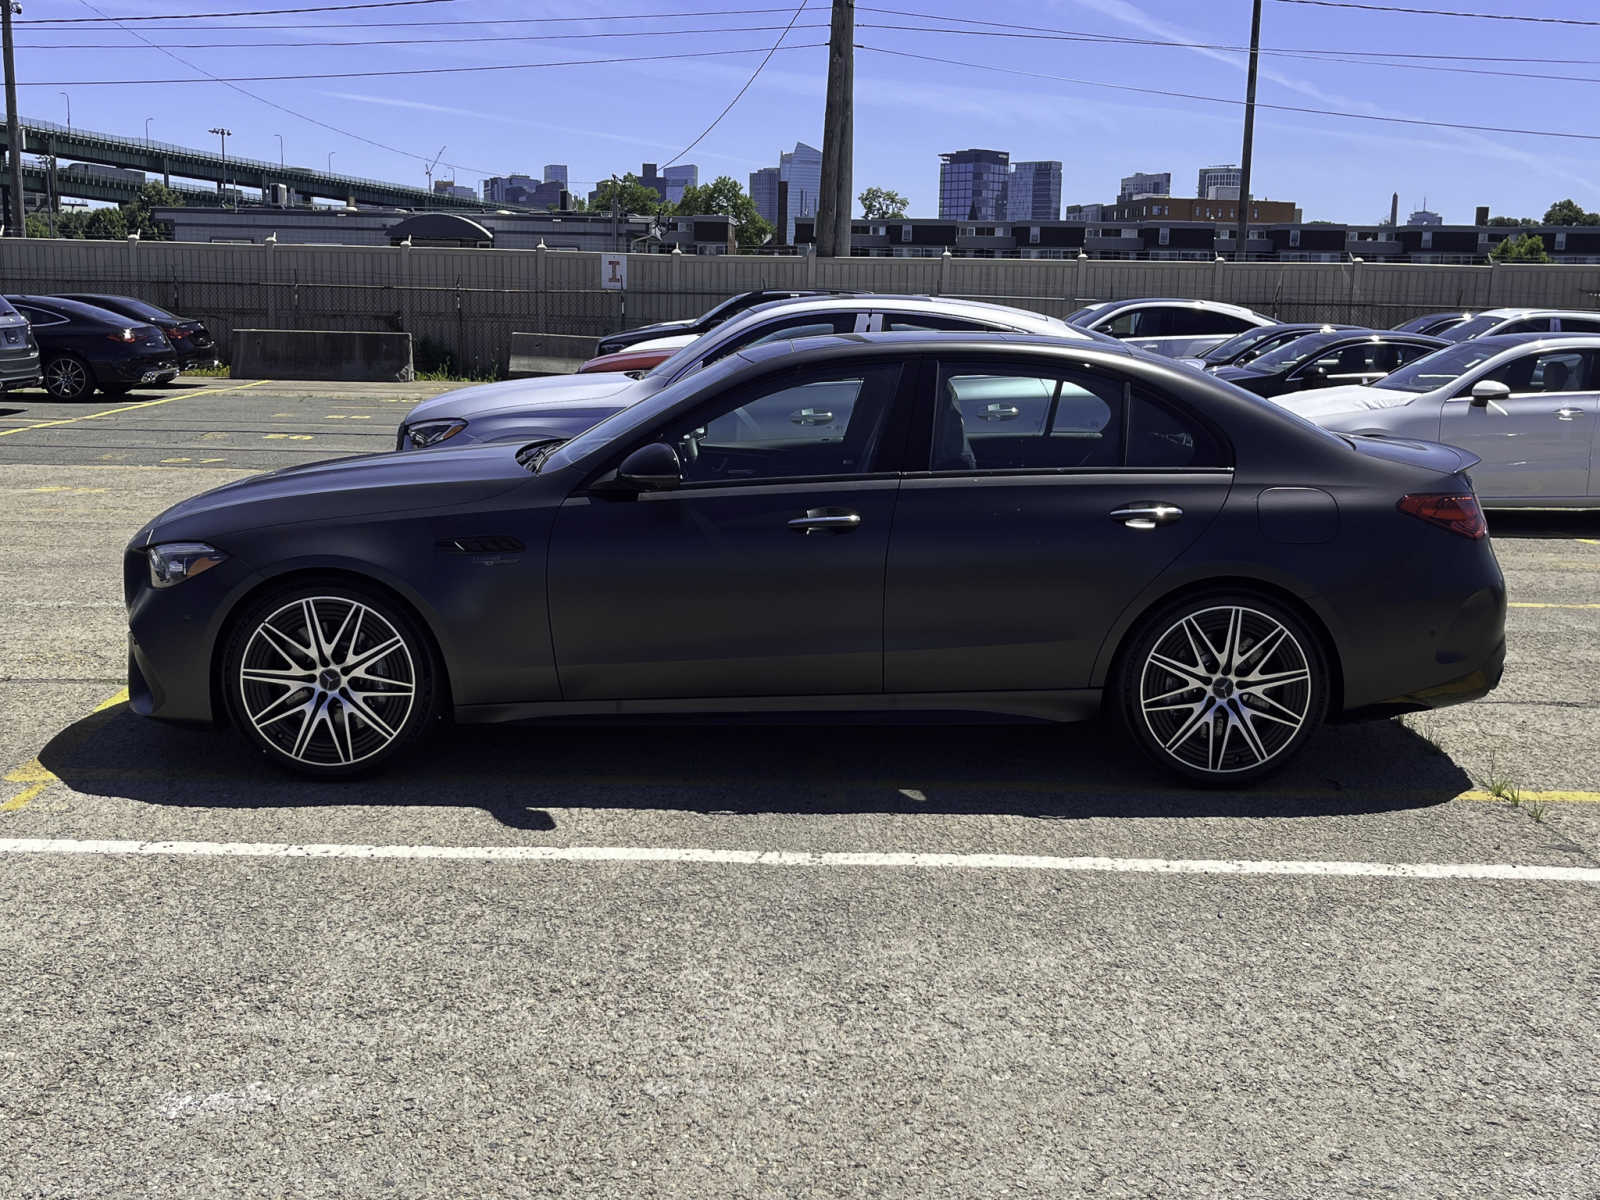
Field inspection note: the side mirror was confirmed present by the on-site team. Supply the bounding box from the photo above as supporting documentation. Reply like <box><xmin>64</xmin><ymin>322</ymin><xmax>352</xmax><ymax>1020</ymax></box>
<box><xmin>595</xmin><ymin>442</ymin><xmax>682</xmax><ymax>496</ymax></box>
<box><xmin>1469</xmin><ymin>379</ymin><xmax>1510</xmax><ymax>408</ymax></box>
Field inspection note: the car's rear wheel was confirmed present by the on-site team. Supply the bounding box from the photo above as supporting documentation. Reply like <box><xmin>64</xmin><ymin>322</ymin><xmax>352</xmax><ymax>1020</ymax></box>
<box><xmin>42</xmin><ymin>354</ymin><xmax>94</xmax><ymax>401</ymax></box>
<box><xmin>1115</xmin><ymin>592</ymin><xmax>1328</xmax><ymax>785</ymax></box>
<box><xmin>222</xmin><ymin>583</ymin><xmax>439</xmax><ymax>779</ymax></box>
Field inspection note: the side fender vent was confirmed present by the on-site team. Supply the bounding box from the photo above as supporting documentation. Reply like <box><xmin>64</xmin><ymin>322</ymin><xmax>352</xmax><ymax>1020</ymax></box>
<box><xmin>437</xmin><ymin>535</ymin><xmax>525</xmax><ymax>554</ymax></box>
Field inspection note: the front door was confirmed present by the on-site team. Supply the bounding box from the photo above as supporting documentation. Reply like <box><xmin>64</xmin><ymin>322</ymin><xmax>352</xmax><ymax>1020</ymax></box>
<box><xmin>1440</xmin><ymin>347</ymin><xmax>1599</xmax><ymax>499</ymax></box>
<box><xmin>884</xmin><ymin>357</ymin><xmax>1233</xmax><ymax>693</ymax></box>
<box><xmin>547</xmin><ymin>360</ymin><xmax>909</xmax><ymax>700</ymax></box>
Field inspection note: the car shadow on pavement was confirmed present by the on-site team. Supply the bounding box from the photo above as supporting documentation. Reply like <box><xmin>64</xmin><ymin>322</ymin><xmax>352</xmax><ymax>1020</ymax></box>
<box><xmin>36</xmin><ymin>703</ymin><xmax>1474</xmax><ymax>832</ymax></box>
<box><xmin>1487</xmin><ymin>510</ymin><xmax>1600</xmax><ymax>539</ymax></box>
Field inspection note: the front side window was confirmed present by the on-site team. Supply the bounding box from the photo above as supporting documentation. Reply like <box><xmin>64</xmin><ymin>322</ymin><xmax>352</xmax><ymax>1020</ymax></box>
<box><xmin>930</xmin><ymin>361</ymin><xmax>1226</xmax><ymax>473</ymax></box>
<box><xmin>658</xmin><ymin>363</ymin><xmax>903</xmax><ymax>485</ymax></box>
<box><xmin>1375</xmin><ymin>341</ymin><xmax>1506</xmax><ymax>393</ymax></box>
<box><xmin>1473</xmin><ymin>349</ymin><xmax>1590</xmax><ymax>395</ymax></box>
<box><xmin>1498</xmin><ymin>317</ymin><xmax>1555</xmax><ymax>335</ymax></box>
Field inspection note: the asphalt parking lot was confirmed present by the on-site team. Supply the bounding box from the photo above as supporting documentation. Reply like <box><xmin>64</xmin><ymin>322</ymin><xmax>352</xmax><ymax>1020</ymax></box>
<box><xmin>2</xmin><ymin>378</ymin><xmax>1598</xmax><ymax>1198</ymax></box>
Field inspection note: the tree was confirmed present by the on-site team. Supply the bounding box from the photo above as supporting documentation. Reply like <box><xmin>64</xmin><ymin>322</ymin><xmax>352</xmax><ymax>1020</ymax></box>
<box><xmin>1486</xmin><ymin>215</ymin><xmax>1535</xmax><ymax>227</ymax></box>
<box><xmin>858</xmin><ymin>185</ymin><xmax>908</xmax><ymax>220</ymax></box>
<box><xmin>83</xmin><ymin>205</ymin><xmax>129</xmax><ymax>240</ymax></box>
<box><xmin>1490</xmin><ymin>233</ymin><xmax>1551</xmax><ymax>264</ymax></box>
<box><xmin>123</xmin><ymin>181</ymin><xmax>185</xmax><ymax>240</ymax></box>
<box><xmin>589</xmin><ymin>173</ymin><xmax>667</xmax><ymax>218</ymax></box>
<box><xmin>674</xmin><ymin>175</ymin><xmax>772</xmax><ymax>250</ymax></box>
<box><xmin>1542</xmin><ymin>198</ymin><xmax>1600</xmax><ymax>226</ymax></box>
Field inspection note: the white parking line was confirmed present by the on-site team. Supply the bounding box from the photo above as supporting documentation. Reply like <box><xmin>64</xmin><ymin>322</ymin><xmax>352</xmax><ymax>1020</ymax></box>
<box><xmin>1</xmin><ymin>838</ymin><xmax>1596</xmax><ymax>882</ymax></box>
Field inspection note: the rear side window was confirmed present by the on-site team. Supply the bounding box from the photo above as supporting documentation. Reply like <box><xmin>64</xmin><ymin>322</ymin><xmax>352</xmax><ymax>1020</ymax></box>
<box><xmin>931</xmin><ymin>361</ymin><xmax>1227</xmax><ymax>472</ymax></box>
<box><xmin>1557</xmin><ymin>317</ymin><xmax>1600</xmax><ymax>333</ymax></box>
<box><xmin>883</xmin><ymin>314</ymin><xmax>993</xmax><ymax>333</ymax></box>
<box><xmin>13</xmin><ymin>304</ymin><xmax>64</xmax><ymax>326</ymax></box>
<box><xmin>1498</xmin><ymin>317</ymin><xmax>1554</xmax><ymax>334</ymax></box>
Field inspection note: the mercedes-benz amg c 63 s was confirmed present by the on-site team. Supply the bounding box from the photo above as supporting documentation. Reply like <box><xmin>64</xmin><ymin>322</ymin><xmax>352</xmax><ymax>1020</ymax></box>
<box><xmin>126</xmin><ymin>332</ymin><xmax>1505</xmax><ymax>785</ymax></box>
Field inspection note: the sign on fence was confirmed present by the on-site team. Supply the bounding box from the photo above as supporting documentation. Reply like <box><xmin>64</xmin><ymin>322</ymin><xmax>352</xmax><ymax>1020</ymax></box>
<box><xmin>601</xmin><ymin>254</ymin><xmax>627</xmax><ymax>290</ymax></box>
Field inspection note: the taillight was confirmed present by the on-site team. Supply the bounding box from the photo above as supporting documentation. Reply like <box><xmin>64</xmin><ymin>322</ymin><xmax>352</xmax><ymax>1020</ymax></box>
<box><xmin>1398</xmin><ymin>493</ymin><xmax>1487</xmax><ymax>539</ymax></box>
<box><xmin>107</xmin><ymin>327</ymin><xmax>136</xmax><ymax>343</ymax></box>
<box><xmin>166</xmin><ymin>326</ymin><xmax>188</xmax><ymax>339</ymax></box>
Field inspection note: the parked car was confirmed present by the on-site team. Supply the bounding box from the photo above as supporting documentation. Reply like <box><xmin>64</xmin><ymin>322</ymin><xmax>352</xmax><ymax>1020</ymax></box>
<box><xmin>1065</xmin><ymin>298</ymin><xmax>1275</xmax><ymax>358</ymax></box>
<box><xmin>55</xmin><ymin>293</ymin><xmax>218</xmax><ymax>371</ymax></box>
<box><xmin>1393</xmin><ymin>311</ymin><xmax>1474</xmax><ymax>337</ymax></box>
<box><xmin>397</xmin><ymin>295</ymin><xmax>1111</xmax><ymax>450</ymax></box>
<box><xmin>1211</xmin><ymin>331</ymin><xmax>1447</xmax><ymax>398</ymax></box>
<box><xmin>594</xmin><ymin>289</ymin><xmax>853</xmax><ymax>356</ymax></box>
<box><xmin>5</xmin><ymin>295</ymin><xmax>179</xmax><ymax>400</ymax></box>
<box><xmin>1270</xmin><ymin>334</ymin><xmax>1600</xmax><ymax>506</ymax></box>
<box><xmin>578</xmin><ymin>339</ymin><xmax>690</xmax><ymax>375</ymax></box>
<box><xmin>128</xmin><ymin>330</ymin><xmax>1503</xmax><ymax>784</ymax></box>
<box><xmin>0</xmin><ymin>295</ymin><xmax>41</xmax><ymax>391</ymax></box>
<box><xmin>1179</xmin><ymin>322</ymin><xmax>1358</xmax><ymax>371</ymax></box>
<box><xmin>1436</xmin><ymin>308</ymin><xmax>1600</xmax><ymax>342</ymax></box>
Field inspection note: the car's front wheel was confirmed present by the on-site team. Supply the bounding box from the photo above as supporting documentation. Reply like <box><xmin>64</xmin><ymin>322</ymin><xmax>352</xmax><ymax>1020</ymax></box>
<box><xmin>1115</xmin><ymin>592</ymin><xmax>1329</xmax><ymax>784</ymax></box>
<box><xmin>222</xmin><ymin>583</ymin><xmax>439</xmax><ymax>778</ymax></box>
<box><xmin>42</xmin><ymin>354</ymin><xmax>94</xmax><ymax>401</ymax></box>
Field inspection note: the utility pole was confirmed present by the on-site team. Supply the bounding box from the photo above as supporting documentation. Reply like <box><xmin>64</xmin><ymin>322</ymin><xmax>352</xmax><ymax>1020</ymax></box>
<box><xmin>209</xmin><ymin>126</ymin><xmax>231</xmax><ymax>209</ymax></box>
<box><xmin>814</xmin><ymin>0</ymin><xmax>853</xmax><ymax>257</ymax></box>
<box><xmin>1233</xmin><ymin>0</ymin><xmax>1262</xmax><ymax>262</ymax></box>
<box><xmin>3</xmin><ymin>0</ymin><xmax>24</xmax><ymax>237</ymax></box>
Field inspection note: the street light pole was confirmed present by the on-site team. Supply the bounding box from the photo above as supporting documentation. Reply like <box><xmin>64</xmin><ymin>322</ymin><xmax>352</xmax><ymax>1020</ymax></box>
<box><xmin>274</xmin><ymin>133</ymin><xmax>283</xmax><ymax>169</ymax></box>
<box><xmin>144</xmin><ymin>116</ymin><xmax>152</xmax><ymax>147</ymax></box>
<box><xmin>327</xmin><ymin>151</ymin><xmax>334</xmax><ymax>173</ymax></box>
<box><xmin>58</xmin><ymin>89</ymin><xmax>69</xmax><ymax>133</ymax></box>
<box><xmin>1233</xmin><ymin>0</ymin><xmax>1262</xmax><ymax>262</ymax></box>
<box><xmin>208</xmin><ymin>126</ymin><xmax>231</xmax><ymax>209</ymax></box>
<box><xmin>2</xmin><ymin>0</ymin><xmax>26</xmax><ymax>237</ymax></box>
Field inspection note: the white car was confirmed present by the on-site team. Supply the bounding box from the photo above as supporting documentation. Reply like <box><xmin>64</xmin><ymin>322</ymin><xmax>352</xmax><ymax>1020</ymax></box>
<box><xmin>1065</xmin><ymin>298</ymin><xmax>1275</xmax><ymax>359</ymax></box>
<box><xmin>1437</xmin><ymin>307</ymin><xmax>1600</xmax><ymax>343</ymax></box>
<box><xmin>1270</xmin><ymin>334</ymin><xmax>1600</xmax><ymax>507</ymax></box>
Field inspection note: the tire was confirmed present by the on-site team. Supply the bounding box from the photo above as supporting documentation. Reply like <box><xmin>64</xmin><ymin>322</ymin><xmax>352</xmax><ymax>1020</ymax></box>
<box><xmin>221</xmin><ymin>582</ymin><xmax>440</xmax><ymax>779</ymax></box>
<box><xmin>1114</xmin><ymin>591</ymin><xmax>1329</xmax><ymax>785</ymax></box>
<box><xmin>41</xmin><ymin>354</ymin><xmax>95</xmax><ymax>401</ymax></box>
<box><xmin>98</xmin><ymin>382</ymin><xmax>133</xmax><ymax>396</ymax></box>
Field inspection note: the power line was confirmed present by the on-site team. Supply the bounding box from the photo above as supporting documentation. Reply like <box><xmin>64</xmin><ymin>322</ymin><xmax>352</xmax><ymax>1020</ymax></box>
<box><xmin>1270</xmin><ymin>0</ymin><xmax>1600</xmax><ymax>26</ymax></box>
<box><xmin>21</xmin><ymin>22</ymin><xmax>832</xmax><ymax>50</ymax></box>
<box><xmin>19</xmin><ymin>42</ymin><xmax>825</xmax><ymax>85</ymax></box>
<box><xmin>22</xmin><ymin>0</ymin><xmax>450</xmax><ymax>22</ymax></box>
<box><xmin>856</xmin><ymin>44</ymin><xmax>1600</xmax><ymax>142</ymax></box>
<box><xmin>20</xmin><ymin>5</ymin><xmax>819</xmax><ymax>29</ymax></box>
<box><xmin>661</xmin><ymin>0</ymin><xmax>808</xmax><ymax>168</ymax></box>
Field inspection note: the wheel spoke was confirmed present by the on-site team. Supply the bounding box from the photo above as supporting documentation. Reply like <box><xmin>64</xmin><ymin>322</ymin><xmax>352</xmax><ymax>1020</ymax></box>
<box><xmin>328</xmin><ymin>703</ymin><xmax>356</xmax><ymax>764</ymax></box>
<box><xmin>242</xmin><ymin>665</ymin><xmax>313</xmax><ymax>686</ymax></box>
<box><xmin>1163</xmin><ymin>702</ymin><xmax>1215</xmax><ymax>754</ymax></box>
<box><xmin>301</xmin><ymin>599</ymin><xmax>333</xmax><ymax>664</ymax></box>
<box><xmin>1249</xmin><ymin>690</ymin><xmax>1306</xmax><ymax>725</ymax></box>
<box><xmin>1236</xmin><ymin>625</ymin><xmax>1288</xmax><ymax>675</ymax></box>
<box><xmin>1219</xmin><ymin>608</ymin><xmax>1244</xmax><ymax>672</ymax></box>
<box><xmin>345</xmin><ymin>690</ymin><xmax>399</xmax><ymax>741</ymax></box>
<box><xmin>1231</xmin><ymin>706</ymin><xmax>1270</xmax><ymax>763</ymax></box>
<box><xmin>291</xmin><ymin>693</ymin><xmax>332</xmax><ymax>759</ymax></box>
<box><xmin>1241</xmin><ymin>668</ymin><xmax>1310</xmax><ymax>693</ymax></box>
<box><xmin>343</xmin><ymin>634</ymin><xmax>403</xmax><ymax>675</ymax></box>
<box><xmin>1182</xmin><ymin>616</ymin><xmax>1223</xmax><ymax>670</ymax></box>
<box><xmin>1149</xmin><ymin>652</ymin><xmax>1210</xmax><ymax>689</ymax></box>
<box><xmin>1207</xmin><ymin>712</ymin><xmax>1228</xmax><ymax>772</ymax></box>
<box><xmin>256</xmin><ymin>621</ymin><xmax>314</xmax><ymax>669</ymax></box>
<box><xmin>1145</xmin><ymin>681</ymin><xmax>1204</xmax><ymax>707</ymax></box>
<box><xmin>251</xmin><ymin>687</ymin><xmax>312</xmax><ymax>729</ymax></box>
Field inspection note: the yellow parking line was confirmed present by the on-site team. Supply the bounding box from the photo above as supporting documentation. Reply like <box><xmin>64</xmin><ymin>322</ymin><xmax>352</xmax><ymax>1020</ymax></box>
<box><xmin>0</xmin><ymin>688</ymin><xmax>127</xmax><ymax>813</ymax></box>
<box><xmin>1508</xmin><ymin>602</ymin><xmax>1600</xmax><ymax>610</ymax></box>
<box><xmin>1457</xmin><ymin>790</ymin><xmax>1600</xmax><ymax>805</ymax></box>
<box><xmin>0</xmin><ymin>380</ymin><xmax>270</xmax><ymax>439</ymax></box>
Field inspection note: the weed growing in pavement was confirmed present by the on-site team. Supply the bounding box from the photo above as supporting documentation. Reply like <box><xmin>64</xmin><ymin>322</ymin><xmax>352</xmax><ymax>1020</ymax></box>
<box><xmin>1523</xmin><ymin>796</ymin><xmax>1550</xmax><ymax>823</ymax></box>
<box><xmin>1397</xmin><ymin>713</ymin><xmax>1445</xmax><ymax>755</ymax></box>
<box><xmin>185</xmin><ymin>364</ymin><xmax>229</xmax><ymax>378</ymax></box>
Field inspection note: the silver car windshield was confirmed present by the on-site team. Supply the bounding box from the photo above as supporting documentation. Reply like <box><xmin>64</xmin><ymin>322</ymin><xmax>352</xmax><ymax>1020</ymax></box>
<box><xmin>1438</xmin><ymin>314</ymin><xmax>1503</xmax><ymax>342</ymax></box>
<box><xmin>1373</xmin><ymin>341</ymin><xmax>1504</xmax><ymax>393</ymax></box>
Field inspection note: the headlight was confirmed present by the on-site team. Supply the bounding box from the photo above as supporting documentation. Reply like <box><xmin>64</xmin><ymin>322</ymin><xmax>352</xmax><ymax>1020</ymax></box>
<box><xmin>405</xmin><ymin>418</ymin><xmax>467</xmax><ymax>449</ymax></box>
<box><xmin>147</xmin><ymin>542</ymin><xmax>227</xmax><ymax>589</ymax></box>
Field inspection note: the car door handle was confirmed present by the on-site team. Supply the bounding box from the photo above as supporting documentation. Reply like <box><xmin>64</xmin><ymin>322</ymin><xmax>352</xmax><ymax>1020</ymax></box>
<box><xmin>1555</xmin><ymin>407</ymin><xmax>1583</xmax><ymax>420</ymax></box>
<box><xmin>790</xmin><ymin>407</ymin><xmax>835</xmax><ymax>426</ymax></box>
<box><xmin>978</xmin><ymin>403</ymin><xmax>1021</xmax><ymax>421</ymax></box>
<box><xmin>788</xmin><ymin>507</ymin><xmax>861</xmax><ymax>534</ymax></box>
<box><xmin>1110</xmin><ymin>503</ymin><xmax>1183</xmax><ymax>530</ymax></box>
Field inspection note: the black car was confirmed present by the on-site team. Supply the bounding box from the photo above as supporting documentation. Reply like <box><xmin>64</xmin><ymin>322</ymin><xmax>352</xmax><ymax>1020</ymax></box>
<box><xmin>126</xmin><ymin>332</ymin><xmax>1504</xmax><ymax>785</ymax></box>
<box><xmin>595</xmin><ymin>289</ymin><xmax>854</xmax><ymax>356</ymax></box>
<box><xmin>5</xmin><ymin>295</ymin><xmax>179</xmax><ymax>401</ymax></box>
<box><xmin>1183</xmin><ymin>322</ymin><xmax>1359</xmax><ymax>370</ymax></box>
<box><xmin>1393</xmin><ymin>311</ymin><xmax>1474</xmax><ymax>337</ymax></box>
<box><xmin>55</xmin><ymin>293</ymin><xmax>218</xmax><ymax>371</ymax></box>
<box><xmin>0</xmin><ymin>295</ymin><xmax>41</xmax><ymax>391</ymax></box>
<box><xmin>1212</xmin><ymin>330</ymin><xmax>1447</xmax><ymax>398</ymax></box>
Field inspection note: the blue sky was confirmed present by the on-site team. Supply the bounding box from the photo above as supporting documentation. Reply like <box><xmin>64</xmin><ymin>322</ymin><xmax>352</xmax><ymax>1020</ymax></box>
<box><xmin>16</xmin><ymin>0</ymin><xmax>1599</xmax><ymax>221</ymax></box>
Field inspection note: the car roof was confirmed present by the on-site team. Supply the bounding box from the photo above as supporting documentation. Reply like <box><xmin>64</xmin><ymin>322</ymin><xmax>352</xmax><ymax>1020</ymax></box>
<box><xmin>5</xmin><ymin>294</ymin><xmax>131</xmax><ymax>322</ymax></box>
<box><xmin>1478</xmin><ymin>307</ymin><xmax>1599</xmax><ymax>320</ymax></box>
<box><xmin>1466</xmin><ymin>332</ymin><xmax>1600</xmax><ymax>349</ymax></box>
<box><xmin>1088</xmin><ymin>297</ymin><xmax>1268</xmax><ymax>319</ymax></box>
<box><xmin>722</xmin><ymin>293</ymin><xmax>1086</xmax><ymax>334</ymax></box>
<box><xmin>736</xmin><ymin>328</ymin><xmax>1138</xmax><ymax>367</ymax></box>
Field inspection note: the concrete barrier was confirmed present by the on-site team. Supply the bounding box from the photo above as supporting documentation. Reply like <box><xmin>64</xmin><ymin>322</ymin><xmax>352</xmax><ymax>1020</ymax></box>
<box><xmin>230</xmin><ymin>329</ymin><xmax>415</xmax><ymax>382</ymax></box>
<box><xmin>508</xmin><ymin>331</ymin><xmax>598</xmax><ymax>378</ymax></box>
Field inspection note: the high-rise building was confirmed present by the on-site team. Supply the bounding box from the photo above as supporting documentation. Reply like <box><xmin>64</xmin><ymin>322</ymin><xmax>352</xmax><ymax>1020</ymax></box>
<box><xmin>939</xmin><ymin>148</ymin><xmax>1010</xmax><ymax>221</ymax></box>
<box><xmin>1008</xmin><ymin>161</ymin><xmax>1062</xmax><ymax>221</ymax></box>
<box><xmin>749</xmin><ymin>166</ymin><xmax>780</xmax><ymax>228</ymax></box>
<box><xmin>1406</xmin><ymin>208</ymin><xmax>1443</xmax><ymax>226</ymax></box>
<box><xmin>778</xmin><ymin>142</ymin><xmax>821</xmax><ymax>243</ymax></box>
<box><xmin>1197</xmin><ymin>164</ymin><xmax>1242</xmax><ymax>199</ymax></box>
<box><xmin>542</xmin><ymin>164</ymin><xmax>568</xmax><ymax>187</ymax></box>
<box><xmin>483</xmin><ymin>174</ymin><xmax>539</xmax><ymax>205</ymax></box>
<box><xmin>1118</xmin><ymin>171</ymin><xmax>1171</xmax><ymax>203</ymax></box>
<box><xmin>432</xmin><ymin>180</ymin><xmax>476</xmax><ymax>202</ymax></box>
<box><xmin>663</xmin><ymin>164</ymin><xmax>699</xmax><ymax>206</ymax></box>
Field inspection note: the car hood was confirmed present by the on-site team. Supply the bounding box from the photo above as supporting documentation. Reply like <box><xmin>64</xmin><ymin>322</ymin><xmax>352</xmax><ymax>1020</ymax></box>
<box><xmin>404</xmin><ymin>372</ymin><xmax>641</xmax><ymax>426</ymax></box>
<box><xmin>1268</xmin><ymin>384</ymin><xmax>1414</xmax><ymax>421</ymax></box>
<box><xmin>138</xmin><ymin>442</ymin><xmax>531</xmax><ymax>545</ymax></box>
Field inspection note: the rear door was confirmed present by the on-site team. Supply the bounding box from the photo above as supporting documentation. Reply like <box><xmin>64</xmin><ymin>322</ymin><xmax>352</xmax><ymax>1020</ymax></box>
<box><xmin>883</xmin><ymin>355</ymin><xmax>1233</xmax><ymax>692</ymax></box>
<box><xmin>1440</xmin><ymin>347</ymin><xmax>1599</xmax><ymax>499</ymax></box>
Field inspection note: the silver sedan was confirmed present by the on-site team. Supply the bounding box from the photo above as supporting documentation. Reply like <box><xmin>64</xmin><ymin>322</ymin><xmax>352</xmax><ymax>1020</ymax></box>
<box><xmin>1268</xmin><ymin>334</ymin><xmax>1600</xmax><ymax>507</ymax></box>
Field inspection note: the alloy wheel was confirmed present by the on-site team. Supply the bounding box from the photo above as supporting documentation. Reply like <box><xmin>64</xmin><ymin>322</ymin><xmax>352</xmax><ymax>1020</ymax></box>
<box><xmin>44</xmin><ymin>357</ymin><xmax>90</xmax><ymax>400</ymax></box>
<box><xmin>1138</xmin><ymin>604</ymin><xmax>1313</xmax><ymax>775</ymax></box>
<box><xmin>238</xmin><ymin>595</ymin><xmax>417</xmax><ymax>767</ymax></box>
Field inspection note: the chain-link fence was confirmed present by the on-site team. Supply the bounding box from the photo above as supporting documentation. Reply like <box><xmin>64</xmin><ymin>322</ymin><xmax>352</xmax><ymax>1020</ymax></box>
<box><xmin>3</xmin><ymin>239</ymin><xmax>1597</xmax><ymax>377</ymax></box>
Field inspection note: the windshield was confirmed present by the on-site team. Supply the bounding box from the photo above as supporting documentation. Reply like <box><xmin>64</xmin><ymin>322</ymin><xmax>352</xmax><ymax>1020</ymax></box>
<box><xmin>645</xmin><ymin>331</ymin><xmax>713</xmax><ymax>379</ymax></box>
<box><xmin>0</xmin><ymin>296</ymin><xmax>19</xmax><ymax>320</ymax></box>
<box><xmin>1374</xmin><ymin>341</ymin><xmax>1504</xmax><ymax>392</ymax></box>
<box><xmin>1201</xmin><ymin>326</ymin><xmax>1288</xmax><ymax>365</ymax></box>
<box><xmin>1246</xmin><ymin>335</ymin><xmax>1343</xmax><ymax>374</ymax></box>
<box><xmin>1065</xmin><ymin>304</ymin><xmax>1107</xmax><ymax>327</ymax></box>
<box><xmin>1438</xmin><ymin>314</ymin><xmax>1503</xmax><ymax>342</ymax></box>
